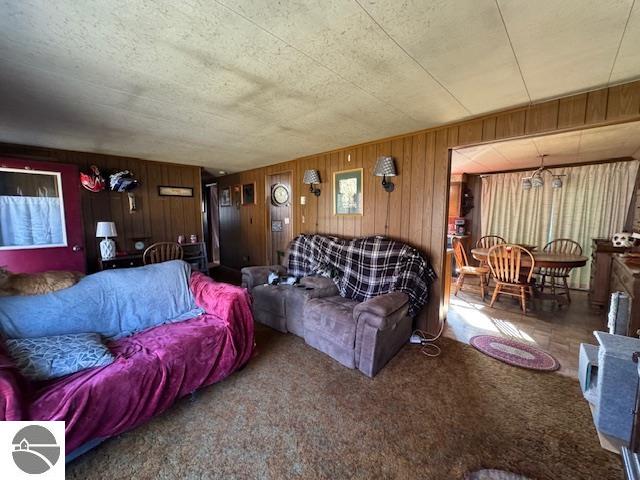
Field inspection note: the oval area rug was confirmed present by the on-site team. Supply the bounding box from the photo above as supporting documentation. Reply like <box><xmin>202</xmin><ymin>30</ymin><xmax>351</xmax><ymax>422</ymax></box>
<box><xmin>469</xmin><ymin>335</ymin><xmax>560</xmax><ymax>372</ymax></box>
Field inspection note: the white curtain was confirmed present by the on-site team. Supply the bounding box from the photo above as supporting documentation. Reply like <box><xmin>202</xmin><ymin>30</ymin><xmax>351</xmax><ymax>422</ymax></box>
<box><xmin>481</xmin><ymin>160</ymin><xmax>639</xmax><ymax>289</ymax></box>
<box><xmin>0</xmin><ymin>196</ymin><xmax>64</xmax><ymax>247</ymax></box>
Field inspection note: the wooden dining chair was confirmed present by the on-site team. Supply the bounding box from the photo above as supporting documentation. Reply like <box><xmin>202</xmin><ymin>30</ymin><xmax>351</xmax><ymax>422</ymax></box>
<box><xmin>540</xmin><ymin>239</ymin><xmax>582</xmax><ymax>303</ymax></box>
<box><xmin>143</xmin><ymin>242</ymin><xmax>184</xmax><ymax>265</ymax></box>
<box><xmin>486</xmin><ymin>244</ymin><xmax>535</xmax><ymax>313</ymax></box>
<box><xmin>452</xmin><ymin>237</ymin><xmax>490</xmax><ymax>299</ymax></box>
<box><xmin>476</xmin><ymin>235</ymin><xmax>506</xmax><ymax>249</ymax></box>
<box><xmin>475</xmin><ymin>235</ymin><xmax>506</xmax><ymax>270</ymax></box>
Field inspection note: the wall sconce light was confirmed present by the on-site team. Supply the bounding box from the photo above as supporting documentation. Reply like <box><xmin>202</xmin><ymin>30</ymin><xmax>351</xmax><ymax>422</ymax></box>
<box><xmin>303</xmin><ymin>169</ymin><xmax>321</xmax><ymax>196</ymax></box>
<box><xmin>374</xmin><ymin>156</ymin><xmax>397</xmax><ymax>192</ymax></box>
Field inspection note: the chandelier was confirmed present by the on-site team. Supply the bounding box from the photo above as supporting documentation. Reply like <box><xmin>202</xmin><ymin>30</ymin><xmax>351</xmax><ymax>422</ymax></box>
<box><xmin>522</xmin><ymin>154</ymin><xmax>566</xmax><ymax>190</ymax></box>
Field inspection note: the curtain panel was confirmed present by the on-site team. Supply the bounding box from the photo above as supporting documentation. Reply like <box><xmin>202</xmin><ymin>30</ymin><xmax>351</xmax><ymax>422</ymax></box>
<box><xmin>481</xmin><ymin>160</ymin><xmax>639</xmax><ymax>289</ymax></box>
<box><xmin>0</xmin><ymin>196</ymin><xmax>64</xmax><ymax>247</ymax></box>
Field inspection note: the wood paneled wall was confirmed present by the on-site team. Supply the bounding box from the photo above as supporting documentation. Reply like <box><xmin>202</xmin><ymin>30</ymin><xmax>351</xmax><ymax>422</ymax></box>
<box><xmin>0</xmin><ymin>142</ymin><xmax>203</xmax><ymax>271</ymax></box>
<box><xmin>218</xmin><ymin>80</ymin><xmax>640</xmax><ymax>333</ymax></box>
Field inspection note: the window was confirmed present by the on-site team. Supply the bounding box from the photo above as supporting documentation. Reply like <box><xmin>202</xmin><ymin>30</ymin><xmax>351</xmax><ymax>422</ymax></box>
<box><xmin>0</xmin><ymin>167</ymin><xmax>67</xmax><ymax>250</ymax></box>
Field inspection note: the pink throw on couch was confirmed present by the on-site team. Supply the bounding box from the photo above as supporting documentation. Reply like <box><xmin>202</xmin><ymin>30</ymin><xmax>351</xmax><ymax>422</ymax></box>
<box><xmin>0</xmin><ymin>272</ymin><xmax>254</xmax><ymax>454</ymax></box>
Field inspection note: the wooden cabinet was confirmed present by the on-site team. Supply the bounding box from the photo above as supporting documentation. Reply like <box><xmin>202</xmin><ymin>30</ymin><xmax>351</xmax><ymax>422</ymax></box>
<box><xmin>609</xmin><ymin>255</ymin><xmax>640</xmax><ymax>336</ymax></box>
<box><xmin>449</xmin><ymin>182</ymin><xmax>463</xmax><ymax>218</ymax></box>
<box><xmin>98</xmin><ymin>243</ymin><xmax>209</xmax><ymax>273</ymax></box>
<box><xmin>448</xmin><ymin>176</ymin><xmax>474</xmax><ymax>219</ymax></box>
<box><xmin>589</xmin><ymin>239</ymin><xmax>626</xmax><ymax>307</ymax></box>
<box><xmin>99</xmin><ymin>253</ymin><xmax>144</xmax><ymax>270</ymax></box>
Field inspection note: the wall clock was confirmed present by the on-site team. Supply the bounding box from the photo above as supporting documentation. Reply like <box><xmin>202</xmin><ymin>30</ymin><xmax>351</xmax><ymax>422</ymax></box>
<box><xmin>271</xmin><ymin>183</ymin><xmax>290</xmax><ymax>206</ymax></box>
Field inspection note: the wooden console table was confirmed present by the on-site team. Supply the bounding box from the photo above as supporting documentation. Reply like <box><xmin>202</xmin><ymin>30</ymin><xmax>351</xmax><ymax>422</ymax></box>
<box><xmin>610</xmin><ymin>255</ymin><xmax>640</xmax><ymax>337</ymax></box>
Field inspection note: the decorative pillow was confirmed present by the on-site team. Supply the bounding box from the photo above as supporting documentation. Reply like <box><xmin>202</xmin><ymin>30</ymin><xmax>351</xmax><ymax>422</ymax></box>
<box><xmin>5</xmin><ymin>333</ymin><xmax>115</xmax><ymax>381</ymax></box>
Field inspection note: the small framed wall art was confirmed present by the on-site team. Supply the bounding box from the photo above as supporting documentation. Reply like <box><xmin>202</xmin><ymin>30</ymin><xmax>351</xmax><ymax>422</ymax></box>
<box><xmin>220</xmin><ymin>187</ymin><xmax>231</xmax><ymax>207</ymax></box>
<box><xmin>158</xmin><ymin>185</ymin><xmax>193</xmax><ymax>197</ymax></box>
<box><xmin>333</xmin><ymin>168</ymin><xmax>363</xmax><ymax>215</ymax></box>
<box><xmin>241</xmin><ymin>182</ymin><xmax>256</xmax><ymax>205</ymax></box>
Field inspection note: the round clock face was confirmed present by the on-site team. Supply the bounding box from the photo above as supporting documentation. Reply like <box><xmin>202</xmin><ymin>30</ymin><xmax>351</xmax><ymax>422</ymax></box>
<box><xmin>134</xmin><ymin>241</ymin><xmax>145</xmax><ymax>251</ymax></box>
<box><xmin>272</xmin><ymin>184</ymin><xmax>289</xmax><ymax>206</ymax></box>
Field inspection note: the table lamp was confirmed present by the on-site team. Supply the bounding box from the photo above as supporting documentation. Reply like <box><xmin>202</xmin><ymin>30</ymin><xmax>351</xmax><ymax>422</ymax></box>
<box><xmin>96</xmin><ymin>221</ymin><xmax>117</xmax><ymax>260</ymax></box>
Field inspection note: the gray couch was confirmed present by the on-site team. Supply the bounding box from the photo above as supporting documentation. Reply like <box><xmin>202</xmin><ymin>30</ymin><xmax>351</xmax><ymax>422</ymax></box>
<box><xmin>241</xmin><ymin>261</ymin><xmax>412</xmax><ymax>377</ymax></box>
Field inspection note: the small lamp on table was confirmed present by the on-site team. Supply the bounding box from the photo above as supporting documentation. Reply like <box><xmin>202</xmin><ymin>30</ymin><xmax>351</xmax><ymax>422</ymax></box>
<box><xmin>96</xmin><ymin>221</ymin><xmax>118</xmax><ymax>260</ymax></box>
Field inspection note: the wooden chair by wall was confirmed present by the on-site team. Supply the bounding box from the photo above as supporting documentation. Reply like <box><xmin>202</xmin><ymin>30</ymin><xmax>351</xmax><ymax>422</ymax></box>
<box><xmin>143</xmin><ymin>242</ymin><xmax>184</xmax><ymax>265</ymax></box>
<box><xmin>452</xmin><ymin>237</ymin><xmax>490</xmax><ymax>299</ymax></box>
<box><xmin>540</xmin><ymin>238</ymin><xmax>582</xmax><ymax>303</ymax></box>
<box><xmin>486</xmin><ymin>244</ymin><xmax>535</xmax><ymax>313</ymax></box>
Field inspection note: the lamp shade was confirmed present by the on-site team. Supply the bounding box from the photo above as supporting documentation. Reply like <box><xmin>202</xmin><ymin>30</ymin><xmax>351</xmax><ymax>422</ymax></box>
<box><xmin>96</xmin><ymin>221</ymin><xmax>117</xmax><ymax>238</ymax></box>
<box><xmin>374</xmin><ymin>156</ymin><xmax>396</xmax><ymax>177</ymax></box>
<box><xmin>303</xmin><ymin>169</ymin><xmax>321</xmax><ymax>184</ymax></box>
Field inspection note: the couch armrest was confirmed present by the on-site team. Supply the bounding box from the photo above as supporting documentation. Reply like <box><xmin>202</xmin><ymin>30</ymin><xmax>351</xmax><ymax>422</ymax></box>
<box><xmin>353</xmin><ymin>292</ymin><xmax>410</xmax><ymax>330</ymax></box>
<box><xmin>241</xmin><ymin>265</ymin><xmax>286</xmax><ymax>291</ymax></box>
<box><xmin>0</xmin><ymin>346</ymin><xmax>24</xmax><ymax>421</ymax></box>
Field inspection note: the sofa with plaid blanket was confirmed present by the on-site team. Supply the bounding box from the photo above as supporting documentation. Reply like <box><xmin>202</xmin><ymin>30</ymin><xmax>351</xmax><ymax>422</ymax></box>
<box><xmin>241</xmin><ymin>235</ymin><xmax>436</xmax><ymax>377</ymax></box>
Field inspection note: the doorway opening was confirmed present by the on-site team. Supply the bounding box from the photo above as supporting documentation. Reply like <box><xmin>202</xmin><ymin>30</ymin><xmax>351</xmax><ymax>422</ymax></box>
<box><xmin>443</xmin><ymin>121</ymin><xmax>640</xmax><ymax>377</ymax></box>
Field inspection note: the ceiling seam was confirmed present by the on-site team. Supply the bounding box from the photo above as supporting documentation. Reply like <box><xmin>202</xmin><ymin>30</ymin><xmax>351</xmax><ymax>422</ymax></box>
<box><xmin>494</xmin><ymin>0</ymin><xmax>532</xmax><ymax>105</ymax></box>
<box><xmin>607</xmin><ymin>0</ymin><xmax>636</xmax><ymax>85</ymax></box>
<box><xmin>211</xmin><ymin>0</ymin><xmax>416</xmax><ymax>123</ymax></box>
<box><xmin>351</xmin><ymin>0</ymin><xmax>472</xmax><ymax>116</ymax></box>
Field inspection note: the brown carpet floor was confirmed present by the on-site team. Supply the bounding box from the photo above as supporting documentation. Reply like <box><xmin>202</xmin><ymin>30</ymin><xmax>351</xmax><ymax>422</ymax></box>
<box><xmin>67</xmin><ymin>325</ymin><xmax>622</xmax><ymax>480</ymax></box>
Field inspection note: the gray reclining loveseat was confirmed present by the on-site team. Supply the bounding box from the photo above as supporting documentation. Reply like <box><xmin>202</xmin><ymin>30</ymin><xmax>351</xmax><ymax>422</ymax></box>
<box><xmin>241</xmin><ymin>235</ymin><xmax>435</xmax><ymax>377</ymax></box>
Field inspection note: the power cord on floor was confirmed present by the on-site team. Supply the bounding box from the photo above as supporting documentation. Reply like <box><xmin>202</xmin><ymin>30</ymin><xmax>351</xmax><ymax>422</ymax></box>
<box><xmin>411</xmin><ymin>318</ymin><xmax>445</xmax><ymax>357</ymax></box>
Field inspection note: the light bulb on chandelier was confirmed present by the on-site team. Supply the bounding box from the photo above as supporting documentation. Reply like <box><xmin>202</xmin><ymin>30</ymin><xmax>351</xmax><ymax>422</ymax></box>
<box><xmin>522</xmin><ymin>154</ymin><xmax>566</xmax><ymax>190</ymax></box>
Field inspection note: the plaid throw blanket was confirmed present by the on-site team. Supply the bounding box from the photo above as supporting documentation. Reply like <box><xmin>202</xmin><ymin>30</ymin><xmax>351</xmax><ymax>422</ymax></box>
<box><xmin>287</xmin><ymin>235</ymin><xmax>436</xmax><ymax>316</ymax></box>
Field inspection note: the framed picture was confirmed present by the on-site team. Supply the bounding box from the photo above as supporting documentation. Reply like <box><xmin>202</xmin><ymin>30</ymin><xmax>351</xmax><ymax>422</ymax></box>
<box><xmin>241</xmin><ymin>182</ymin><xmax>256</xmax><ymax>205</ymax></box>
<box><xmin>158</xmin><ymin>185</ymin><xmax>193</xmax><ymax>197</ymax></box>
<box><xmin>333</xmin><ymin>168</ymin><xmax>363</xmax><ymax>215</ymax></box>
<box><xmin>220</xmin><ymin>187</ymin><xmax>231</xmax><ymax>207</ymax></box>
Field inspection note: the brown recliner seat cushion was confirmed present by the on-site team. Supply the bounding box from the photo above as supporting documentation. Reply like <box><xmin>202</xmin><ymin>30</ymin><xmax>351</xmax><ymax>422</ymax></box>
<box><xmin>304</xmin><ymin>296</ymin><xmax>359</xmax><ymax>369</ymax></box>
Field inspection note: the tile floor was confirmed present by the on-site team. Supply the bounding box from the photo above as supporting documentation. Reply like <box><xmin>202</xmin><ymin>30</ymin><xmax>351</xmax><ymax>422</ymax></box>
<box><xmin>444</xmin><ymin>278</ymin><xmax>608</xmax><ymax>378</ymax></box>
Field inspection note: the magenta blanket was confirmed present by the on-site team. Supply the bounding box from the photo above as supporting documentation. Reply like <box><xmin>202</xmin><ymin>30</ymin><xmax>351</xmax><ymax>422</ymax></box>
<box><xmin>0</xmin><ymin>273</ymin><xmax>254</xmax><ymax>454</ymax></box>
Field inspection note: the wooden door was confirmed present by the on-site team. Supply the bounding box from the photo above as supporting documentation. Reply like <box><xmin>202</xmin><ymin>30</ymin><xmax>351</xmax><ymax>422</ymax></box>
<box><xmin>268</xmin><ymin>172</ymin><xmax>293</xmax><ymax>265</ymax></box>
<box><xmin>0</xmin><ymin>157</ymin><xmax>86</xmax><ymax>273</ymax></box>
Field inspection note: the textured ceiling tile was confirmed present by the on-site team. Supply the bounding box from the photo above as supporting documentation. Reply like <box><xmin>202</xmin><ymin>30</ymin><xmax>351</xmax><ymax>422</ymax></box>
<box><xmin>492</xmin><ymin>139</ymin><xmax>539</xmax><ymax>163</ymax></box>
<box><xmin>610</xmin><ymin>1</ymin><xmax>640</xmax><ymax>82</ymax></box>
<box><xmin>0</xmin><ymin>0</ymin><xmax>639</xmax><ymax>171</ymax></box>
<box><xmin>360</xmin><ymin>0</ymin><xmax>529</xmax><ymax>113</ymax></box>
<box><xmin>0</xmin><ymin>0</ymin><xmax>422</xmax><ymax>170</ymax></box>
<box><xmin>224</xmin><ymin>0</ymin><xmax>468</xmax><ymax>125</ymax></box>
<box><xmin>533</xmin><ymin>132</ymin><xmax>580</xmax><ymax>156</ymax></box>
<box><xmin>498</xmin><ymin>0</ymin><xmax>632</xmax><ymax>100</ymax></box>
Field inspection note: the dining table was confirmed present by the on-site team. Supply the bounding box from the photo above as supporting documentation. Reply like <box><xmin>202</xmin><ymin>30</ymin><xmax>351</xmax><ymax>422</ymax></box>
<box><xmin>471</xmin><ymin>247</ymin><xmax>588</xmax><ymax>269</ymax></box>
